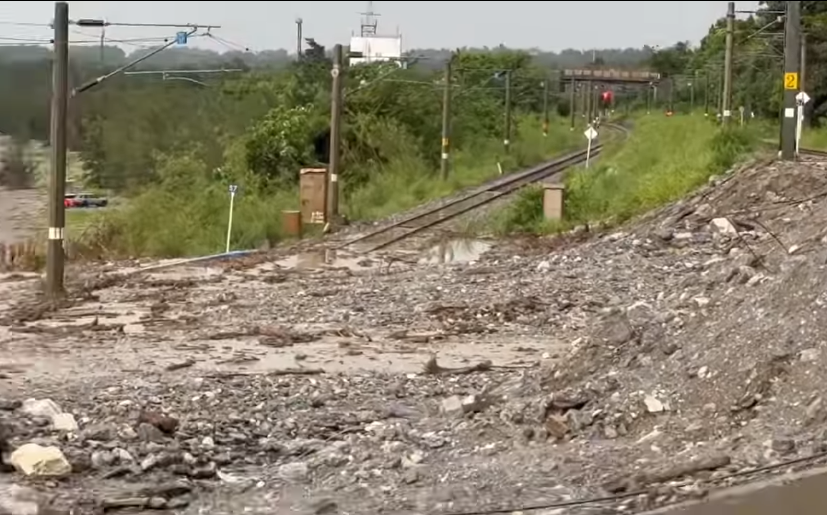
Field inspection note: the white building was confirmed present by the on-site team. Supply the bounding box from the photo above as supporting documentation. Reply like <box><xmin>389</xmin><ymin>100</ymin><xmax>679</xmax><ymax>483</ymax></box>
<box><xmin>347</xmin><ymin>2</ymin><xmax>403</xmax><ymax>66</ymax></box>
<box><xmin>348</xmin><ymin>34</ymin><xmax>402</xmax><ymax>66</ymax></box>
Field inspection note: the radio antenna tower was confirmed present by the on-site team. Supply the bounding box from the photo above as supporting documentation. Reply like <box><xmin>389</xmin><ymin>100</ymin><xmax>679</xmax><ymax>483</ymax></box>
<box><xmin>359</xmin><ymin>1</ymin><xmax>380</xmax><ymax>37</ymax></box>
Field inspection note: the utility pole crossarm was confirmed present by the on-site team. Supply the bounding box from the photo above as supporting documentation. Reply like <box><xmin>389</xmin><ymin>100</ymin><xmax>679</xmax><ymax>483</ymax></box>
<box><xmin>73</xmin><ymin>28</ymin><xmax>197</xmax><ymax>95</ymax></box>
<box><xmin>73</xmin><ymin>19</ymin><xmax>220</xmax><ymax>29</ymax></box>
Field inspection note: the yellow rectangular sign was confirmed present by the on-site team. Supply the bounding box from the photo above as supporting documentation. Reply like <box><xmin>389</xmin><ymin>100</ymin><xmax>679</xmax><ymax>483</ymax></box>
<box><xmin>784</xmin><ymin>72</ymin><xmax>799</xmax><ymax>90</ymax></box>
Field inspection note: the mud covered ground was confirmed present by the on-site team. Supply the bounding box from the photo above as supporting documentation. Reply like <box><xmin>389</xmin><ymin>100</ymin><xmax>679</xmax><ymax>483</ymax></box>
<box><xmin>4</xmin><ymin>156</ymin><xmax>827</xmax><ymax>514</ymax></box>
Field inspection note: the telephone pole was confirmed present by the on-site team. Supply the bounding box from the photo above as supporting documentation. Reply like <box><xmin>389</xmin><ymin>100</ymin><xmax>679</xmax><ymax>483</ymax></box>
<box><xmin>46</xmin><ymin>1</ymin><xmax>69</xmax><ymax>298</ymax></box>
<box><xmin>569</xmin><ymin>79</ymin><xmax>576</xmax><ymax>130</ymax></box>
<box><xmin>440</xmin><ymin>56</ymin><xmax>452</xmax><ymax>180</ymax></box>
<box><xmin>801</xmin><ymin>32</ymin><xmax>809</xmax><ymax>127</ymax></box>
<box><xmin>704</xmin><ymin>72</ymin><xmax>710</xmax><ymax>116</ymax></box>
<box><xmin>690</xmin><ymin>73</ymin><xmax>696</xmax><ymax>112</ymax></box>
<box><xmin>722</xmin><ymin>1</ymin><xmax>735</xmax><ymax>125</ymax></box>
<box><xmin>781</xmin><ymin>1</ymin><xmax>801</xmax><ymax>160</ymax></box>
<box><xmin>542</xmin><ymin>75</ymin><xmax>550</xmax><ymax>137</ymax></box>
<box><xmin>328</xmin><ymin>44</ymin><xmax>343</xmax><ymax>223</ymax></box>
<box><xmin>503</xmin><ymin>70</ymin><xmax>512</xmax><ymax>153</ymax></box>
<box><xmin>585</xmin><ymin>81</ymin><xmax>592</xmax><ymax>122</ymax></box>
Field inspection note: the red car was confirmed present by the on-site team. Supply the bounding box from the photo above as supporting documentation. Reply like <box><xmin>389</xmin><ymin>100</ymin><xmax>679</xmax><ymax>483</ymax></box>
<box><xmin>64</xmin><ymin>193</ymin><xmax>79</xmax><ymax>208</ymax></box>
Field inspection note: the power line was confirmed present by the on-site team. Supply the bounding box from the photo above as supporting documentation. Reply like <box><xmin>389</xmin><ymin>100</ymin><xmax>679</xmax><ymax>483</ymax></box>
<box><xmin>0</xmin><ymin>20</ymin><xmax>50</xmax><ymax>28</ymax></box>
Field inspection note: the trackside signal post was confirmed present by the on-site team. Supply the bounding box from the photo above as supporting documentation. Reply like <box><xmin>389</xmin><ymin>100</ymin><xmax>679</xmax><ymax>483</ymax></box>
<box><xmin>781</xmin><ymin>1</ymin><xmax>802</xmax><ymax>160</ymax></box>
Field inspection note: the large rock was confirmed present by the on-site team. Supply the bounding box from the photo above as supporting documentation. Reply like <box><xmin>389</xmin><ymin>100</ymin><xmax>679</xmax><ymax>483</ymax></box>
<box><xmin>9</xmin><ymin>444</ymin><xmax>71</xmax><ymax>477</ymax></box>
<box><xmin>20</xmin><ymin>399</ymin><xmax>61</xmax><ymax>420</ymax></box>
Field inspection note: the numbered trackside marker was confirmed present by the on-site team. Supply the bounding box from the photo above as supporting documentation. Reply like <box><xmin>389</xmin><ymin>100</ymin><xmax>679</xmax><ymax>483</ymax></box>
<box><xmin>229</xmin><ymin>184</ymin><xmax>238</xmax><ymax>195</ymax></box>
<box><xmin>796</xmin><ymin>91</ymin><xmax>811</xmax><ymax>105</ymax></box>
<box><xmin>784</xmin><ymin>72</ymin><xmax>799</xmax><ymax>90</ymax></box>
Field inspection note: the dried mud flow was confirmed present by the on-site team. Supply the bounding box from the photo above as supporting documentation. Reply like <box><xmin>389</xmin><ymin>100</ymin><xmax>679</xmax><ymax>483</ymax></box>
<box><xmin>5</xmin><ymin>157</ymin><xmax>827</xmax><ymax>514</ymax></box>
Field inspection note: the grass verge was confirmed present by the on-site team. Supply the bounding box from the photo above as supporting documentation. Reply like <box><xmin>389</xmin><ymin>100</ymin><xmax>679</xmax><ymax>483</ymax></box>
<box><xmin>801</xmin><ymin>126</ymin><xmax>827</xmax><ymax>150</ymax></box>
<box><xmin>489</xmin><ymin>113</ymin><xmax>763</xmax><ymax>235</ymax></box>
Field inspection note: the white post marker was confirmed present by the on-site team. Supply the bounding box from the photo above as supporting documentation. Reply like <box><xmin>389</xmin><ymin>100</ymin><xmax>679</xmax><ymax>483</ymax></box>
<box><xmin>225</xmin><ymin>184</ymin><xmax>238</xmax><ymax>253</ymax></box>
<box><xmin>584</xmin><ymin>125</ymin><xmax>598</xmax><ymax>169</ymax></box>
<box><xmin>795</xmin><ymin>91</ymin><xmax>811</xmax><ymax>156</ymax></box>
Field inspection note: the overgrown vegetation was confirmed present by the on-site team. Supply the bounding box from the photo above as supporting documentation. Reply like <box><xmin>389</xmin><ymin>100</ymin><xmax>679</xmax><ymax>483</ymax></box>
<box><xmin>492</xmin><ymin>114</ymin><xmax>764</xmax><ymax>234</ymax></box>
<box><xmin>3</xmin><ymin>0</ymin><xmax>815</xmax><ymax>256</ymax></box>
<box><xmin>643</xmin><ymin>2</ymin><xmax>827</xmax><ymax>123</ymax></box>
<box><xmin>1</xmin><ymin>44</ymin><xmax>606</xmax><ymax>257</ymax></box>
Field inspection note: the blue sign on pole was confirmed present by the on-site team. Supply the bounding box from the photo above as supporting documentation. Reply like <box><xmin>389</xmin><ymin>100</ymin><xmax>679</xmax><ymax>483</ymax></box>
<box><xmin>229</xmin><ymin>184</ymin><xmax>238</xmax><ymax>195</ymax></box>
<box><xmin>175</xmin><ymin>32</ymin><xmax>188</xmax><ymax>45</ymax></box>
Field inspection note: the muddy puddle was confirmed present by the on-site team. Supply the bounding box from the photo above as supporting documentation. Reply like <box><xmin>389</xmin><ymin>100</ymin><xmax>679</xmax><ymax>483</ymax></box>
<box><xmin>419</xmin><ymin>239</ymin><xmax>492</xmax><ymax>265</ymax></box>
<box><xmin>273</xmin><ymin>249</ymin><xmax>378</xmax><ymax>270</ymax></box>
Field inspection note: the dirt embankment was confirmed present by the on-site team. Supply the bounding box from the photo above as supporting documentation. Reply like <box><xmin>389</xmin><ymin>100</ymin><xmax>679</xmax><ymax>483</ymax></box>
<box><xmin>3</xmin><ymin>157</ymin><xmax>827</xmax><ymax>514</ymax></box>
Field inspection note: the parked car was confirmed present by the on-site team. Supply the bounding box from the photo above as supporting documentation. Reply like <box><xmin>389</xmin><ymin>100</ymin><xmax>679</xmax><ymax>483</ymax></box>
<box><xmin>64</xmin><ymin>192</ymin><xmax>108</xmax><ymax>208</ymax></box>
<box><xmin>75</xmin><ymin>193</ymin><xmax>108</xmax><ymax>208</ymax></box>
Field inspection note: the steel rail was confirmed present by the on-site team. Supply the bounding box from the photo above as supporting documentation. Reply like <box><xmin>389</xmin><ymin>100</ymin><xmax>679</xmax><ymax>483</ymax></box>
<box><xmin>339</xmin><ymin>123</ymin><xmax>628</xmax><ymax>254</ymax></box>
<box><xmin>800</xmin><ymin>147</ymin><xmax>827</xmax><ymax>157</ymax></box>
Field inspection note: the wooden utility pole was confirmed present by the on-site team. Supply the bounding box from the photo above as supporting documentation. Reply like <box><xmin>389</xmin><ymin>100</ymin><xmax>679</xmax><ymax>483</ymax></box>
<box><xmin>503</xmin><ymin>70</ymin><xmax>512</xmax><ymax>153</ymax></box>
<box><xmin>722</xmin><ymin>1</ymin><xmax>735</xmax><ymax>125</ymax></box>
<box><xmin>801</xmin><ymin>32</ymin><xmax>809</xmax><ymax>127</ymax></box>
<box><xmin>569</xmin><ymin>79</ymin><xmax>576</xmax><ymax>130</ymax></box>
<box><xmin>440</xmin><ymin>56</ymin><xmax>452</xmax><ymax>180</ymax></box>
<box><xmin>781</xmin><ymin>1</ymin><xmax>801</xmax><ymax>160</ymax></box>
<box><xmin>542</xmin><ymin>75</ymin><xmax>550</xmax><ymax>137</ymax></box>
<box><xmin>690</xmin><ymin>72</ymin><xmax>696</xmax><ymax>112</ymax></box>
<box><xmin>328</xmin><ymin>44</ymin><xmax>343</xmax><ymax>223</ymax></box>
<box><xmin>704</xmin><ymin>72</ymin><xmax>710</xmax><ymax>116</ymax></box>
<box><xmin>46</xmin><ymin>1</ymin><xmax>69</xmax><ymax>298</ymax></box>
<box><xmin>585</xmin><ymin>81</ymin><xmax>592</xmax><ymax>122</ymax></box>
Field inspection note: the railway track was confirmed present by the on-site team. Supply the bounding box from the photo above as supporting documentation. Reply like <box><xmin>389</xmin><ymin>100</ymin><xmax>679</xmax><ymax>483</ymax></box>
<box><xmin>800</xmin><ymin>147</ymin><xmax>827</xmax><ymax>157</ymax></box>
<box><xmin>338</xmin><ymin>122</ymin><xmax>630</xmax><ymax>254</ymax></box>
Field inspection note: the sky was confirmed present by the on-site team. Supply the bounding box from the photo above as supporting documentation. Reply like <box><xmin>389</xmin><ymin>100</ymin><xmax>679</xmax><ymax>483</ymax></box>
<box><xmin>0</xmin><ymin>1</ymin><xmax>762</xmax><ymax>54</ymax></box>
